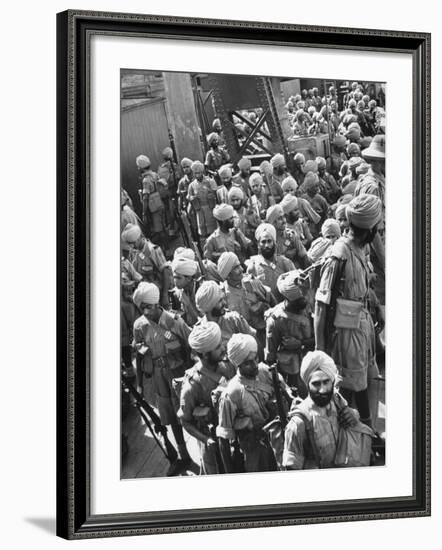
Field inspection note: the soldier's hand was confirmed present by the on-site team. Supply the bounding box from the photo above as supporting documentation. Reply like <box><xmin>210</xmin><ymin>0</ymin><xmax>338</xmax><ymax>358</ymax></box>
<box><xmin>206</xmin><ymin>437</ymin><xmax>217</xmax><ymax>447</ymax></box>
<box><xmin>282</xmin><ymin>336</ymin><xmax>302</xmax><ymax>351</ymax></box>
<box><xmin>338</xmin><ymin>406</ymin><xmax>358</xmax><ymax>428</ymax></box>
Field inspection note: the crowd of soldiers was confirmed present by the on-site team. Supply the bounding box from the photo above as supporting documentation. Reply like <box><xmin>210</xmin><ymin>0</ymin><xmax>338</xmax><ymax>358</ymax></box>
<box><xmin>121</xmin><ymin>80</ymin><xmax>386</xmax><ymax>476</ymax></box>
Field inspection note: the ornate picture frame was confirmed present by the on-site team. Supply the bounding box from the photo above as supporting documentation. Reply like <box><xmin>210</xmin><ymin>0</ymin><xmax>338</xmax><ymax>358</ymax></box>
<box><xmin>56</xmin><ymin>10</ymin><xmax>431</xmax><ymax>539</ymax></box>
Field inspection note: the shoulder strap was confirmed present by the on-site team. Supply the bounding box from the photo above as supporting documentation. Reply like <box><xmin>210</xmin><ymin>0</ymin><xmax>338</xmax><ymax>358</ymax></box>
<box><xmin>291</xmin><ymin>409</ymin><xmax>321</xmax><ymax>468</ymax></box>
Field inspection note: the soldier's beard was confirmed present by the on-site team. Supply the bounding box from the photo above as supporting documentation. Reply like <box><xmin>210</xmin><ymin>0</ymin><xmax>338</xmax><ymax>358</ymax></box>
<box><xmin>210</xmin><ymin>306</ymin><xmax>225</xmax><ymax>318</ymax></box>
<box><xmin>260</xmin><ymin>245</ymin><xmax>275</xmax><ymax>259</ymax></box>
<box><xmin>310</xmin><ymin>390</ymin><xmax>333</xmax><ymax>408</ymax></box>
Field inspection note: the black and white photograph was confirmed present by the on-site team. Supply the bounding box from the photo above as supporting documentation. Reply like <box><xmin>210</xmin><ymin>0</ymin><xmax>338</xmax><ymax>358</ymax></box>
<box><xmin>120</xmin><ymin>70</ymin><xmax>386</xmax><ymax>479</ymax></box>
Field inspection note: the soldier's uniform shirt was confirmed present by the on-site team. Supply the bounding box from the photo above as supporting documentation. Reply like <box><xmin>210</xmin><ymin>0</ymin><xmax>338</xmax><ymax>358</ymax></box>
<box><xmin>283</xmin><ymin>395</ymin><xmax>342</xmax><ymax>469</ymax></box>
<box><xmin>203</xmin><ymin>227</ymin><xmax>251</xmax><ymax>264</ymax></box>
<box><xmin>216</xmin><ymin>364</ymin><xmax>278</xmax><ymax>472</ymax></box>
<box><xmin>130</xmin><ymin>239</ymin><xmax>167</xmax><ymax>287</ymax></box>
<box><xmin>141</xmin><ymin>169</ymin><xmax>166</xmax><ymax>235</ymax></box>
<box><xmin>198</xmin><ymin>311</ymin><xmax>256</xmax><ymax>348</ymax></box>
<box><xmin>187</xmin><ymin>177</ymin><xmax>218</xmax><ymax>238</ymax></box>
<box><xmin>205</xmin><ymin>147</ymin><xmax>230</xmax><ymax>173</ymax></box>
<box><xmin>177</xmin><ymin>174</ymin><xmax>192</xmax><ymax>210</ymax></box>
<box><xmin>292</xmin><ymin>165</ymin><xmax>305</xmax><ymax>187</ymax></box>
<box><xmin>178</xmin><ymin>361</ymin><xmax>235</xmax><ymax>475</ymax></box>
<box><xmin>265</xmin><ymin>302</ymin><xmax>312</xmax><ymax>376</ymax></box>
<box><xmin>222</xmin><ymin>276</ymin><xmax>273</xmax><ymax>331</ymax></box>
<box><xmin>275</xmin><ymin>227</ymin><xmax>309</xmax><ymax>268</ymax></box>
<box><xmin>318</xmin><ymin>172</ymin><xmax>341</xmax><ymax>204</ymax></box>
<box><xmin>269</xmin><ymin>174</ymin><xmax>285</xmax><ymax>203</ymax></box>
<box><xmin>246</xmin><ymin>254</ymin><xmax>295</xmax><ymax>299</ymax></box>
<box><xmin>133</xmin><ymin>309</ymin><xmax>191</xmax><ymax>425</ymax></box>
<box><xmin>315</xmin><ymin>236</ymin><xmax>378</xmax><ymax>392</ymax></box>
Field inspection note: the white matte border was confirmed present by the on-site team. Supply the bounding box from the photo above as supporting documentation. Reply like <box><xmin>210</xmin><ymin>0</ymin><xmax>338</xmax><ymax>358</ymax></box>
<box><xmin>91</xmin><ymin>35</ymin><xmax>413</xmax><ymax>515</ymax></box>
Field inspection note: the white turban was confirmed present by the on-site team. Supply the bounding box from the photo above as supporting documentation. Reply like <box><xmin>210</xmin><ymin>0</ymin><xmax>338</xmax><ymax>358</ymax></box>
<box><xmin>321</xmin><ymin>219</ymin><xmax>341</xmax><ymax>239</ymax></box>
<box><xmin>255</xmin><ymin>223</ymin><xmax>276</xmax><ymax>243</ymax></box>
<box><xmin>249</xmin><ymin>172</ymin><xmax>263</xmax><ymax>187</ymax></box>
<box><xmin>316</xmin><ymin>156</ymin><xmax>326</xmax><ymax>169</ymax></box>
<box><xmin>271</xmin><ymin>153</ymin><xmax>285</xmax><ymax>168</ymax></box>
<box><xmin>218</xmin><ymin>164</ymin><xmax>232</xmax><ymax>178</ymax></box>
<box><xmin>121</xmin><ymin>223</ymin><xmax>142</xmax><ymax>243</ymax></box>
<box><xmin>259</xmin><ymin>160</ymin><xmax>273</xmax><ymax>177</ymax></box>
<box><xmin>191</xmin><ymin>160</ymin><xmax>204</xmax><ymax>172</ymax></box>
<box><xmin>195</xmin><ymin>281</ymin><xmax>224</xmax><ymax>313</ymax></box>
<box><xmin>294</xmin><ymin>153</ymin><xmax>305</xmax><ymax>165</ymax></box>
<box><xmin>217</xmin><ymin>252</ymin><xmax>240</xmax><ymax>280</ymax></box>
<box><xmin>277</xmin><ymin>271</ymin><xmax>303</xmax><ymax>301</ymax></box>
<box><xmin>346</xmin><ymin>193</ymin><xmax>382</xmax><ymax>229</ymax></box>
<box><xmin>133</xmin><ymin>282</ymin><xmax>160</xmax><ymax>309</ymax></box>
<box><xmin>300</xmin><ymin>351</ymin><xmax>339</xmax><ymax>386</ymax></box>
<box><xmin>213</xmin><ymin>203</ymin><xmax>235</xmax><ymax>221</ymax></box>
<box><xmin>207</xmin><ymin>132</ymin><xmax>219</xmax><ymax>145</ymax></box>
<box><xmin>303</xmin><ymin>160</ymin><xmax>318</xmax><ymax>174</ymax></box>
<box><xmin>173</xmin><ymin>247</ymin><xmax>195</xmax><ymax>261</ymax></box>
<box><xmin>228</xmin><ymin>186</ymin><xmax>244</xmax><ymax>201</ymax></box>
<box><xmin>136</xmin><ymin>155</ymin><xmax>150</xmax><ymax>169</ymax></box>
<box><xmin>281</xmin><ymin>194</ymin><xmax>298</xmax><ymax>215</ymax></box>
<box><xmin>266</xmin><ymin>204</ymin><xmax>284</xmax><ymax>225</ymax></box>
<box><xmin>181</xmin><ymin>157</ymin><xmax>193</xmax><ymax>168</ymax></box>
<box><xmin>281</xmin><ymin>176</ymin><xmax>298</xmax><ymax>193</ymax></box>
<box><xmin>188</xmin><ymin>322</ymin><xmax>222</xmax><ymax>354</ymax></box>
<box><xmin>172</xmin><ymin>257</ymin><xmax>198</xmax><ymax>277</ymax></box>
<box><xmin>227</xmin><ymin>333</ymin><xmax>258</xmax><ymax>367</ymax></box>
<box><xmin>238</xmin><ymin>157</ymin><xmax>252</xmax><ymax>170</ymax></box>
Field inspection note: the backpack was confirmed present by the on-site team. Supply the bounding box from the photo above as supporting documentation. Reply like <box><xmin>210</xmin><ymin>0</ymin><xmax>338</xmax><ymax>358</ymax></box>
<box><xmin>290</xmin><ymin>393</ymin><xmax>374</xmax><ymax>468</ymax></box>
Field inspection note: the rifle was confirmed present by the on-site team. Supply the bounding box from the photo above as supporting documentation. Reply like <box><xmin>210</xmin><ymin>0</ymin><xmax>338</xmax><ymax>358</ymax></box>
<box><xmin>208</xmin><ymin>423</ymin><xmax>225</xmax><ymax>474</ymax></box>
<box><xmin>121</xmin><ymin>376</ymin><xmax>179</xmax><ymax>468</ymax></box>
<box><xmin>268</xmin><ymin>363</ymin><xmax>290</xmax><ymax>429</ymax></box>
<box><xmin>179</xmin><ymin>211</ymin><xmax>207</xmax><ymax>278</ymax></box>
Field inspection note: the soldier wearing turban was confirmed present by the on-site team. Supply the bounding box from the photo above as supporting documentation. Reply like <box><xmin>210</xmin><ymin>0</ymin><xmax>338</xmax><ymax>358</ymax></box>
<box><xmin>203</xmin><ymin>203</ymin><xmax>251</xmax><ymax>264</ymax></box>
<box><xmin>283</xmin><ymin>351</ymin><xmax>360</xmax><ymax>471</ymax></box>
<box><xmin>135</xmin><ymin>154</ymin><xmax>167</xmax><ymax>240</ymax></box>
<box><xmin>132</xmin><ymin>282</ymin><xmax>193</xmax><ymax>469</ymax></box>
<box><xmin>217</xmin><ymin>251</ymin><xmax>274</xmax><ymax>357</ymax></box>
<box><xmin>216</xmin><ymin>164</ymin><xmax>234</xmax><ymax>204</ymax></box>
<box><xmin>216</xmin><ymin>333</ymin><xmax>288</xmax><ymax>472</ymax></box>
<box><xmin>266</xmin><ymin>204</ymin><xmax>310</xmax><ymax>269</ymax></box>
<box><xmin>315</xmin><ymin>193</ymin><xmax>381</xmax><ymax>427</ymax></box>
<box><xmin>205</xmin><ymin>131</ymin><xmax>230</xmax><ymax>174</ymax></box>
<box><xmin>307</xmin><ymin>219</ymin><xmax>341</xmax><ymax>263</ymax></box>
<box><xmin>266</xmin><ymin>271</ymin><xmax>314</xmax><ymax>388</ymax></box>
<box><xmin>292</xmin><ymin>152</ymin><xmax>306</xmax><ymax>186</ymax></box>
<box><xmin>326</xmin><ymin>135</ymin><xmax>348</xmax><ymax>182</ymax></box>
<box><xmin>233</xmin><ymin>157</ymin><xmax>252</xmax><ymax>199</ymax></box>
<box><xmin>298</xmin><ymin>172</ymin><xmax>329</xmax><ymax>239</ymax></box>
<box><xmin>170</xmin><ymin>257</ymin><xmax>201</xmax><ymax>327</ymax></box>
<box><xmin>187</xmin><ymin>160</ymin><xmax>218</xmax><ymax>246</ymax></box>
<box><xmin>247</xmin><ymin>172</ymin><xmax>274</xmax><ymax>225</ymax></box>
<box><xmin>178</xmin><ymin>322</ymin><xmax>235</xmax><ymax>475</ymax></box>
<box><xmin>281</xmin><ymin>194</ymin><xmax>313</xmax><ymax>249</ymax></box>
<box><xmin>246</xmin><ymin>223</ymin><xmax>296</xmax><ymax>299</ymax></box>
<box><xmin>121</xmin><ymin>223</ymin><xmax>171</xmax><ymax>308</ymax></box>
<box><xmin>316</xmin><ymin>155</ymin><xmax>341</xmax><ymax>204</ymax></box>
<box><xmin>177</xmin><ymin>158</ymin><xmax>197</xmax><ymax>237</ymax></box>
<box><xmin>268</xmin><ymin>154</ymin><xmax>287</xmax><ymax>203</ymax></box>
<box><xmin>194</xmin><ymin>281</ymin><xmax>256</xmax><ymax>348</ymax></box>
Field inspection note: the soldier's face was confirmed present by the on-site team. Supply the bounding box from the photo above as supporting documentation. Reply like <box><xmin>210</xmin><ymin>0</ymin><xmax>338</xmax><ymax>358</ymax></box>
<box><xmin>238</xmin><ymin>352</ymin><xmax>259</xmax><ymax>379</ymax></box>
<box><xmin>259</xmin><ymin>237</ymin><xmax>275</xmax><ymax>259</ymax></box>
<box><xmin>140</xmin><ymin>302</ymin><xmax>159</xmax><ymax>320</ymax></box>
<box><xmin>251</xmin><ymin>181</ymin><xmax>262</xmax><ymax>195</ymax></box>
<box><xmin>220</xmin><ymin>173</ymin><xmax>232</xmax><ymax>186</ymax></box>
<box><xmin>227</xmin><ymin>263</ymin><xmax>243</xmax><ymax>285</ymax></box>
<box><xmin>194</xmin><ymin>167</ymin><xmax>204</xmax><ymax>181</ymax></box>
<box><xmin>241</xmin><ymin>168</ymin><xmax>251</xmax><ymax>177</ymax></box>
<box><xmin>220</xmin><ymin>217</ymin><xmax>235</xmax><ymax>231</ymax></box>
<box><xmin>183</xmin><ymin>166</ymin><xmax>192</xmax><ymax>176</ymax></box>
<box><xmin>210</xmin><ymin>296</ymin><xmax>226</xmax><ymax>318</ymax></box>
<box><xmin>173</xmin><ymin>272</ymin><xmax>191</xmax><ymax>289</ymax></box>
<box><xmin>275</xmin><ymin>213</ymin><xmax>286</xmax><ymax>231</ymax></box>
<box><xmin>230</xmin><ymin>197</ymin><xmax>242</xmax><ymax>210</ymax></box>
<box><xmin>208</xmin><ymin>341</ymin><xmax>226</xmax><ymax>363</ymax></box>
<box><xmin>308</xmin><ymin>371</ymin><xmax>334</xmax><ymax>407</ymax></box>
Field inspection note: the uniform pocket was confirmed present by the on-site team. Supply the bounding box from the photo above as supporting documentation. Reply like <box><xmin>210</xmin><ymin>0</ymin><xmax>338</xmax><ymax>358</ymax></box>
<box><xmin>334</xmin><ymin>298</ymin><xmax>363</xmax><ymax>329</ymax></box>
